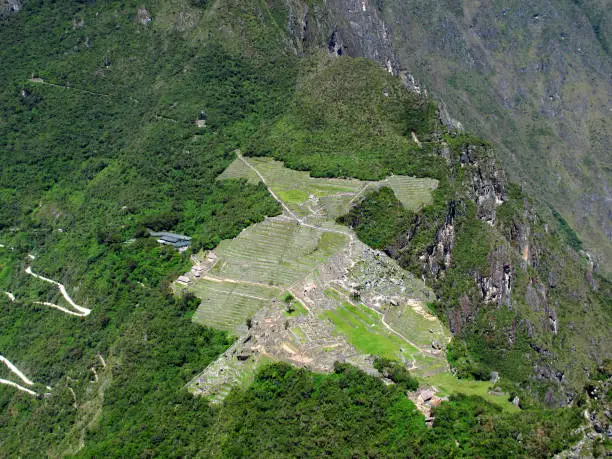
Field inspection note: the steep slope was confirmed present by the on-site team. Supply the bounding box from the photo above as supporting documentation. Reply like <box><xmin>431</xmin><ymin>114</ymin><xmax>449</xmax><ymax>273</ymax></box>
<box><xmin>0</xmin><ymin>0</ymin><xmax>609</xmax><ymax>456</ymax></box>
<box><xmin>294</xmin><ymin>0</ymin><xmax>611</xmax><ymax>271</ymax></box>
<box><xmin>249</xmin><ymin>52</ymin><xmax>610</xmax><ymax>405</ymax></box>
<box><xmin>379</xmin><ymin>0</ymin><xmax>611</xmax><ymax>270</ymax></box>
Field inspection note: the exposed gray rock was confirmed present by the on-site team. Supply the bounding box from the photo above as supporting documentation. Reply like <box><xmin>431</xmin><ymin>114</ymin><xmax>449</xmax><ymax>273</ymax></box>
<box><xmin>0</xmin><ymin>0</ymin><xmax>22</xmax><ymax>17</ymax></box>
<box><xmin>136</xmin><ymin>6</ymin><xmax>151</xmax><ymax>25</ymax></box>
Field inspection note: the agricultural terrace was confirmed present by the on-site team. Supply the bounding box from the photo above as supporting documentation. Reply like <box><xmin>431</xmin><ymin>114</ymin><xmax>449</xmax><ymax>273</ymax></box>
<box><xmin>218</xmin><ymin>156</ymin><xmax>438</xmax><ymax>221</ymax></box>
<box><xmin>209</xmin><ymin>217</ymin><xmax>348</xmax><ymax>287</ymax></box>
<box><xmin>185</xmin><ymin>154</ymin><xmax>516</xmax><ymax>411</ymax></box>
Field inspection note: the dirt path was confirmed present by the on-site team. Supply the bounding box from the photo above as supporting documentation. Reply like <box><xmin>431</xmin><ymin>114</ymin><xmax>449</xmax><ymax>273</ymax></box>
<box><xmin>25</xmin><ymin>266</ymin><xmax>91</xmax><ymax>317</ymax></box>
<box><xmin>0</xmin><ymin>378</ymin><xmax>37</xmax><ymax>396</ymax></box>
<box><xmin>236</xmin><ymin>152</ymin><xmax>354</xmax><ymax>242</ymax></box>
<box><xmin>348</xmin><ymin>183</ymin><xmax>372</xmax><ymax>205</ymax></box>
<box><xmin>1</xmin><ymin>355</ymin><xmax>34</xmax><ymax>386</ymax></box>
<box><xmin>201</xmin><ymin>274</ymin><xmax>283</xmax><ymax>291</ymax></box>
<box><xmin>33</xmin><ymin>301</ymin><xmax>89</xmax><ymax>317</ymax></box>
<box><xmin>0</xmin><ymin>355</ymin><xmax>38</xmax><ymax>396</ymax></box>
<box><xmin>28</xmin><ymin>78</ymin><xmax>110</xmax><ymax>98</ymax></box>
<box><xmin>237</xmin><ymin>152</ymin><xmax>301</xmax><ymax>220</ymax></box>
<box><xmin>204</xmin><ymin>287</ymin><xmax>272</xmax><ymax>302</ymax></box>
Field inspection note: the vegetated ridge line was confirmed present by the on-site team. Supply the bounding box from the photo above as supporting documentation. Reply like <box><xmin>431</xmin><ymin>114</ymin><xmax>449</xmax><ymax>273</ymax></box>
<box><xmin>25</xmin><ymin>266</ymin><xmax>92</xmax><ymax>316</ymax></box>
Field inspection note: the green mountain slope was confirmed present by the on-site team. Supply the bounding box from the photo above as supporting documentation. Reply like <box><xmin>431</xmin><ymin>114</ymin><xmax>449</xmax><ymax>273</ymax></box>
<box><xmin>0</xmin><ymin>0</ymin><xmax>609</xmax><ymax>456</ymax></box>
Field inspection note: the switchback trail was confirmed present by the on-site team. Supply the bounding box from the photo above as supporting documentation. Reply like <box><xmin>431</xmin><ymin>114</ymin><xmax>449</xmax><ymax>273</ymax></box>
<box><xmin>0</xmin><ymin>378</ymin><xmax>37</xmax><ymax>396</ymax></box>
<box><xmin>0</xmin><ymin>355</ymin><xmax>38</xmax><ymax>396</ymax></box>
<box><xmin>1</xmin><ymin>355</ymin><xmax>34</xmax><ymax>385</ymax></box>
<box><xmin>25</xmin><ymin>266</ymin><xmax>91</xmax><ymax>317</ymax></box>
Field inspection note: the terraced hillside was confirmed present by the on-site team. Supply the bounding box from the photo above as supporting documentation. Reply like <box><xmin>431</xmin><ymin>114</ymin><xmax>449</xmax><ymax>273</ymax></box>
<box><xmin>0</xmin><ymin>0</ymin><xmax>599</xmax><ymax>455</ymax></box>
<box><xmin>219</xmin><ymin>156</ymin><xmax>439</xmax><ymax>221</ymax></box>
<box><xmin>209</xmin><ymin>217</ymin><xmax>348</xmax><ymax>287</ymax></box>
<box><xmin>182</xmin><ymin>154</ymin><xmax>515</xmax><ymax>411</ymax></box>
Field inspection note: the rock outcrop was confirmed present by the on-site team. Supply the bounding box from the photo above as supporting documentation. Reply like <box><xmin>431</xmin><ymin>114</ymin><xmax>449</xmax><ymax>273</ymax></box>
<box><xmin>0</xmin><ymin>0</ymin><xmax>22</xmax><ymax>18</ymax></box>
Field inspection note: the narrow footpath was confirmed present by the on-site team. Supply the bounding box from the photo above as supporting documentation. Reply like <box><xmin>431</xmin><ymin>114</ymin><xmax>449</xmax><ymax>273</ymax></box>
<box><xmin>25</xmin><ymin>266</ymin><xmax>91</xmax><ymax>317</ymax></box>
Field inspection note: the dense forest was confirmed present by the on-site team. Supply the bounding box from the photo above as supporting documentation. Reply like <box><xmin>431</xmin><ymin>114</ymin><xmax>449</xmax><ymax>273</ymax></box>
<box><xmin>0</xmin><ymin>0</ymin><xmax>609</xmax><ymax>456</ymax></box>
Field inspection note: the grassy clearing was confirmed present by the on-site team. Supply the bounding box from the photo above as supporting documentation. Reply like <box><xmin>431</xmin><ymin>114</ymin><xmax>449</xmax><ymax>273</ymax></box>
<box><xmin>283</xmin><ymin>299</ymin><xmax>308</xmax><ymax>317</ymax></box>
<box><xmin>219</xmin><ymin>157</ymin><xmax>438</xmax><ymax>220</ymax></box>
<box><xmin>250</xmin><ymin>157</ymin><xmax>362</xmax><ymax>200</ymax></box>
<box><xmin>276</xmin><ymin>189</ymin><xmax>310</xmax><ymax>204</ymax></box>
<box><xmin>426</xmin><ymin>372</ymin><xmax>519</xmax><ymax>413</ymax></box>
<box><xmin>324</xmin><ymin>302</ymin><xmax>418</xmax><ymax>360</ymax></box>
<box><xmin>248</xmin><ymin>157</ymin><xmax>363</xmax><ymax>218</ymax></box>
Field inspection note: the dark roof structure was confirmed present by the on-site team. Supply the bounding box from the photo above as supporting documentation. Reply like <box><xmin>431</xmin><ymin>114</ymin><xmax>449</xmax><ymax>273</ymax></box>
<box><xmin>148</xmin><ymin>230</ymin><xmax>192</xmax><ymax>249</ymax></box>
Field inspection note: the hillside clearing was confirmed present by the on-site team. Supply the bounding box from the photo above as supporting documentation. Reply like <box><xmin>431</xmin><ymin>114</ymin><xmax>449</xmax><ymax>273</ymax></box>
<box><xmin>186</xmin><ymin>154</ymin><xmax>467</xmax><ymax>403</ymax></box>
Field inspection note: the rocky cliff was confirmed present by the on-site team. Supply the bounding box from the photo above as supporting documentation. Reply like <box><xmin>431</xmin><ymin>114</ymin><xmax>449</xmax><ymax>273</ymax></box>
<box><xmin>380</xmin><ymin>0</ymin><xmax>612</xmax><ymax>272</ymax></box>
<box><xmin>287</xmin><ymin>0</ymin><xmax>611</xmax><ymax>271</ymax></box>
<box><xmin>384</xmin><ymin>135</ymin><xmax>610</xmax><ymax>405</ymax></box>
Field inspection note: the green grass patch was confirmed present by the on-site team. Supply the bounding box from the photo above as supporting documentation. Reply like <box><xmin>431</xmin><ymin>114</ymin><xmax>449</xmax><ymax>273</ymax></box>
<box><xmin>324</xmin><ymin>304</ymin><xmax>416</xmax><ymax>360</ymax></box>
<box><xmin>276</xmin><ymin>189</ymin><xmax>310</xmax><ymax>204</ymax></box>
<box><xmin>425</xmin><ymin>372</ymin><xmax>519</xmax><ymax>413</ymax></box>
<box><xmin>290</xmin><ymin>326</ymin><xmax>307</xmax><ymax>342</ymax></box>
<box><xmin>283</xmin><ymin>299</ymin><xmax>308</xmax><ymax>317</ymax></box>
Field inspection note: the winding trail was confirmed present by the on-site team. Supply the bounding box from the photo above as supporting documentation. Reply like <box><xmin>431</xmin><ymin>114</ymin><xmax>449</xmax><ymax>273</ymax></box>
<box><xmin>28</xmin><ymin>78</ymin><xmax>110</xmax><ymax>98</ymax></box>
<box><xmin>0</xmin><ymin>355</ymin><xmax>38</xmax><ymax>396</ymax></box>
<box><xmin>0</xmin><ymin>379</ymin><xmax>37</xmax><ymax>396</ymax></box>
<box><xmin>25</xmin><ymin>266</ymin><xmax>91</xmax><ymax>317</ymax></box>
<box><xmin>1</xmin><ymin>355</ymin><xmax>34</xmax><ymax>385</ymax></box>
<box><xmin>33</xmin><ymin>301</ymin><xmax>88</xmax><ymax>317</ymax></box>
